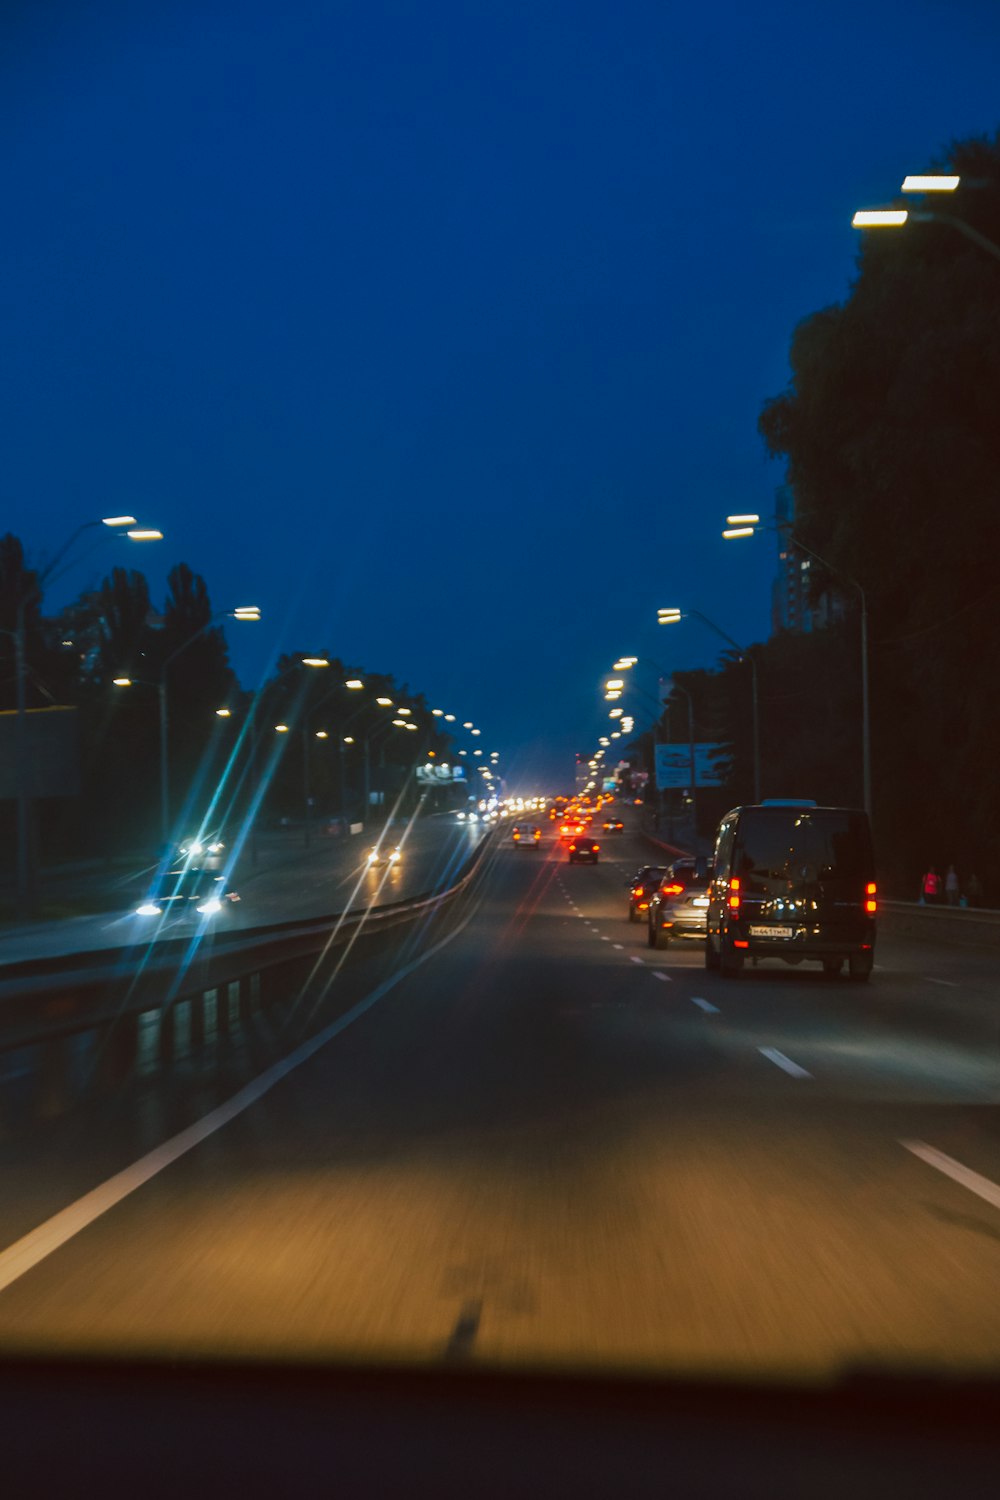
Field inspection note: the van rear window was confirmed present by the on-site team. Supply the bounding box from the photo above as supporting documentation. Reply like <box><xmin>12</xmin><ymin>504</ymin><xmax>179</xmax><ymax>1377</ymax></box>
<box><xmin>735</xmin><ymin>809</ymin><xmax>872</xmax><ymax>882</ymax></box>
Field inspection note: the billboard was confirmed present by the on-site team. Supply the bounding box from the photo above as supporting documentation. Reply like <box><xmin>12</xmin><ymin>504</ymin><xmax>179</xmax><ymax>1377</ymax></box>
<box><xmin>416</xmin><ymin>761</ymin><xmax>466</xmax><ymax>784</ymax></box>
<box><xmin>654</xmin><ymin>742</ymin><xmax>727</xmax><ymax>790</ymax></box>
<box><xmin>0</xmin><ymin>706</ymin><xmax>80</xmax><ymax>799</ymax></box>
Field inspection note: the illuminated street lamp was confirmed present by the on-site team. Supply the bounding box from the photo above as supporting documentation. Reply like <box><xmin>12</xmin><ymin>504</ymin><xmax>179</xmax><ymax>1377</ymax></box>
<box><xmin>345</xmin><ymin>678</ymin><xmax>364</xmax><ymax>689</ymax></box>
<box><xmin>8</xmin><ymin>516</ymin><xmax>163</xmax><ymax>915</ymax></box>
<box><xmin>723</xmin><ymin>510</ymin><xmax>868</xmax><ymax>813</ymax></box>
<box><xmin>660</xmin><ymin>605</ymin><xmax>760</xmax><ymax>803</ymax></box>
<box><xmin>852</xmin><ymin>172</ymin><xmax>1000</xmax><ymax>265</ymax></box>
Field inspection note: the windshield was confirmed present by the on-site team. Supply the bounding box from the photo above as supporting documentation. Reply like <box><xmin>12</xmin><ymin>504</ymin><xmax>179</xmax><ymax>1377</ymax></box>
<box><xmin>736</xmin><ymin>809</ymin><xmax>873</xmax><ymax>888</ymax></box>
<box><xmin>0</xmin><ymin>0</ymin><xmax>998</xmax><ymax>1420</ymax></box>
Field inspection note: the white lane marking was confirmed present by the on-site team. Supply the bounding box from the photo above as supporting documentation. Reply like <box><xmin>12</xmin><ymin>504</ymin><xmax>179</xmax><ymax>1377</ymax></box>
<box><xmin>630</xmin><ymin>956</ymin><xmax>645</xmax><ymax>966</ymax></box>
<box><xmin>613</xmin><ymin>943</ymin><xmax>624</xmax><ymax>950</ymax></box>
<box><xmin>691</xmin><ymin>996</ymin><xmax>719</xmax><ymax>1014</ymax></box>
<box><xmin>925</xmin><ymin>976</ymin><xmax>959</xmax><ymax>989</ymax></box>
<box><xmin>651</xmin><ymin>971</ymin><xmax>672</xmax><ymax>982</ymax></box>
<box><xmin>0</xmin><ymin>893</ymin><xmax>481</xmax><ymax>1296</ymax></box>
<box><xmin>600</xmin><ymin>936</ymin><xmax>611</xmax><ymax>942</ymax></box>
<box><xmin>758</xmin><ymin>1046</ymin><xmax>812</xmax><ymax>1080</ymax></box>
<box><xmin>902</xmin><ymin>1140</ymin><xmax>1000</xmax><ymax>1213</ymax></box>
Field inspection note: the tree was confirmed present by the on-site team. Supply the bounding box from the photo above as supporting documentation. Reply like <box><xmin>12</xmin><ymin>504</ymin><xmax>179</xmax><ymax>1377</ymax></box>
<box><xmin>758</xmin><ymin>131</ymin><xmax>1000</xmax><ymax>893</ymax></box>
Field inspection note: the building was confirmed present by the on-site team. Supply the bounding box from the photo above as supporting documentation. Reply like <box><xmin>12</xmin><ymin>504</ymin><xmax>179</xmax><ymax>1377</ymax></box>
<box><xmin>770</xmin><ymin>485</ymin><xmax>841</xmax><ymax>635</ymax></box>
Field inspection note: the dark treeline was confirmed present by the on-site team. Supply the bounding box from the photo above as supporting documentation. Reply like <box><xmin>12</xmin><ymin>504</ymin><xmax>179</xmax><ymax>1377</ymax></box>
<box><xmin>632</xmin><ymin>131</ymin><xmax>1000</xmax><ymax>898</ymax></box>
<box><xmin>0</xmin><ymin>538</ymin><xmax>459</xmax><ymax>865</ymax></box>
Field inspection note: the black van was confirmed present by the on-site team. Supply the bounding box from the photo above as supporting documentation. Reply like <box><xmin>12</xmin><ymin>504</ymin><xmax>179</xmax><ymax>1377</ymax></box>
<box><xmin>705</xmin><ymin>800</ymin><xmax>876</xmax><ymax>981</ymax></box>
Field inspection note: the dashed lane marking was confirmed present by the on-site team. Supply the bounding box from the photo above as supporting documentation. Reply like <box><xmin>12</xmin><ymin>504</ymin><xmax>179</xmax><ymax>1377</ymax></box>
<box><xmin>630</xmin><ymin>956</ymin><xmax>645</xmax><ymax>966</ymax></box>
<box><xmin>613</xmin><ymin>944</ymin><xmax>624</xmax><ymax>950</ymax></box>
<box><xmin>902</xmin><ymin>1140</ymin><xmax>1000</xmax><ymax>1213</ymax></box>
<box><xmin>758</xmin><ymin>1046</ymin><xmax>812</xmax><ymax>1080</ymax></box>
<box><xmin>651</xmin><ymin>971</ymin><xmax>672</xmax><ymax>982</ymax></box>
<box><xmin>691</xmin><ymin>997</ymin><xmax>719</xmax><ymax>1014</ymax></box>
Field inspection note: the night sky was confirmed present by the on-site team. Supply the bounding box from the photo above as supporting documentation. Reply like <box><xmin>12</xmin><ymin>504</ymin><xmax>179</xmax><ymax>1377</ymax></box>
<box><xmin>1</xmin><ymin>1</ymin><xmax>997</xmax><ymax>788</ymax></box>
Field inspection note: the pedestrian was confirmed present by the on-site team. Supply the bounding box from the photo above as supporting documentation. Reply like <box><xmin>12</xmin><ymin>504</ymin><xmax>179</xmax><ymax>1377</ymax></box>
<box><xmin>920</xmin><ymin>865</ymin><xmax>942</xmax><ymax>904</ymax></box>
<box><xmin>966</xmin><ymin>872</ymin><xmax>984</xmax><ymax>909</ymax></box>
<box><xmin>945</xmin><ymin>864</ymin><xmax>960</xmax><ymax>907</ymax></box>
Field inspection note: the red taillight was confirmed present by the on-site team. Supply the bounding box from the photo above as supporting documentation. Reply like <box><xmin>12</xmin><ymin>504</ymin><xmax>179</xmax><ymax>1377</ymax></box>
<box><xmin>865</xmin><ymin>880</ymin><xmax>877</xmax><ymax>915</ymax></box>
<box><xmin>634</xmin><ymin>885</ymin><xmax>644</xmax><ymax>897</ymax></box>
<box><xmin>569</xmin><ymin>844</ymin><xmax>577</xmax><ymax>851</ymax></box>
<box><xmin>728</xmin><ymin>876</ymin><xmax>741</xmax><ymax>913</ymax></box>
<box><xmin>734</xmin><ymin>939</ymin><xmax>749</xmax><ymax>948</ymax></box>
<box><xmin>662</xmin><ymin>882</ymin><xmax>684</xmax><ymax>896</ymax></box>
<box><xmin>593</xmin><ymin>844</ymin><xmax>600</xmax><ymax>851</ymax></box>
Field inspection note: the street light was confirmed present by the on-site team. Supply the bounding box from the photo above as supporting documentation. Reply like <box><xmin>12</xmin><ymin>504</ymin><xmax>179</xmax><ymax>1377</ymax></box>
<box><xmin>660</xmin><ymin>606</ymin><xmax>761</xmax><ymax>803</ymax></box>
<box><xmin>852</xmin><ymin>173</ymin><xmax>1000</xmax><ymax>265</ymax></box>
<box><xmin>7</xmin><ymin>515</ymin><xmax>163</xmax><ymax>915</ymax></box>
<box><xmin>157</xmin><ymin>607</ymin><xmax>262</xmax><ymax>846</ymax></box>
<box><xmin>723</xmin><ymin>513</ymin><xmax>869</xmax><ymax>815</ymax></box>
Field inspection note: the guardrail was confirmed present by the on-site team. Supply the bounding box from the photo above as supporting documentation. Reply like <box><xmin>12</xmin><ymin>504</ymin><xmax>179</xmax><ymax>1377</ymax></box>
<box><xmin>0</xmin><ymin>831</ymin><xmax>497</xmax><ymax>1076</ymax></box>
<box><xmin>878</xmin><ymin>899</ymin><xmax>1000</xmax><ymax>950</ymax></box>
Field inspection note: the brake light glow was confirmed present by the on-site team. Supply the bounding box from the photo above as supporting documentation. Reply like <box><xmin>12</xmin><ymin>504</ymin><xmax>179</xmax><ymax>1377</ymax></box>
<box><xmin>728</xmin><ymin>876</ymin><xmax>741</xmax><ymax>913</ymax></box>
<box><xmin>662</xmin><ymin>882</ymin><xmax>684</xmax><ymax>896</ymax></box>
<box><xmin>865</xmin><ymin>881</ymin><xmax>877</xmax><ymax>915</ymax></box>
<box><xmin>593</xmin><ymin>844</ymin><xmax>600</xmax><ymax>851</ymax></box>
<box><xmin>569</xmin><ymin>844</ymin><xmax>577</xmax><ymax>851</ymax></box>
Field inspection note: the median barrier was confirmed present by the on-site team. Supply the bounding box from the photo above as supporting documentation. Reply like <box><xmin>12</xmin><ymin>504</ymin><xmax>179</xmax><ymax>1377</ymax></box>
<box><xmin>0</xmin><ymin>830</ymin><xmax>498</xmax><ymax>1103</ymax></box>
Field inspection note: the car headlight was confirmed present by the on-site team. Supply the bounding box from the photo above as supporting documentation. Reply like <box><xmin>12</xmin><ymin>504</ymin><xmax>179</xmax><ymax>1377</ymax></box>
<box><xmin>135</xmin><ymin>902</ymin><xmax>162</xmax><ymax>916</ymax></box>
<box><xmin>196</xmin><ymin>898</ymin><xmax>223</xmax><ymax>915</ymax></box>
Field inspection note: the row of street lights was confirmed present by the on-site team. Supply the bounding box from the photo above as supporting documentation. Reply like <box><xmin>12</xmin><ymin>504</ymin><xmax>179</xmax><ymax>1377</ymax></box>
<box><xmin>589</xmin><ymin>166</ymin><xmax>996</xmax><ymax>819</ymax></box>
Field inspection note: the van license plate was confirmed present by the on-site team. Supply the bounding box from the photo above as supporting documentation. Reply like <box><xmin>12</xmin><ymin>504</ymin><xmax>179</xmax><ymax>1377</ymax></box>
<box><xmin>749</xmin><ymin>925</ymin><xmax>793</xmax><ymax>939</ymax></box>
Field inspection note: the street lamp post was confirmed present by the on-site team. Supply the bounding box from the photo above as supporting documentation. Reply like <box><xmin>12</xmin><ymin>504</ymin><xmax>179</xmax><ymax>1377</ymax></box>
<box><xmin>10</xmin><ymin>515</ymin><xmax>163</xmax><ymax>916</ymax></box>
<box><xmin>723</xmin><ymin>514</ymin><xmax>870</xmax><ymax>816</ymax></box>
<box><xmin>658</xmin><ymin>608</ymin><xmax>760</xmax><ymax>803</ymax></box>
<box><xmin>157</xmin><ymin>606</ymin><xmax>261</xmax><ymax>847</ymax></box>
<box><xmin>609</xmin><ymin>658</ymin><xmax>697</xmax><ymax>834</ymax></box>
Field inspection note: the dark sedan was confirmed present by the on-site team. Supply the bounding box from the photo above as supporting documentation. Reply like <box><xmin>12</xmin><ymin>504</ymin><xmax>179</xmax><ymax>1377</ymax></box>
<box><xmin>567</xmin><ymin>837</ymin><xmax>600</xmax><ymax>865</ymax></box>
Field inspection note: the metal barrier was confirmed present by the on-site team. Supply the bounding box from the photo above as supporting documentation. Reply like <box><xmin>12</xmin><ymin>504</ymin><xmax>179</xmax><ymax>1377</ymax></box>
<box><xmin>877</xmin><ymin>899</ymin><xmax>1000</xmax><ymax>950</ymax></box>
<box><xmin>0</xmin><ymin>832</ymin><xmax>497</xmax><ymax>1062</ymax></box>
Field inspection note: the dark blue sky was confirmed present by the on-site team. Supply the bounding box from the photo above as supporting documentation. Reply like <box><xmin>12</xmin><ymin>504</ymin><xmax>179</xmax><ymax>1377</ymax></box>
<box><xmin>2</xmin><ymin>1</ymin><xmax>997</xmax><ymax>787</ymax></box>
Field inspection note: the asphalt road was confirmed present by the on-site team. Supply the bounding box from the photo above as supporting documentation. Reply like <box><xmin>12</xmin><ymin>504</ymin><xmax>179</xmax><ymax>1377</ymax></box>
<box><xmin>1</xmin><ymin>810</ymin><xmax>999</xmax><ymax>1382</ymax></box>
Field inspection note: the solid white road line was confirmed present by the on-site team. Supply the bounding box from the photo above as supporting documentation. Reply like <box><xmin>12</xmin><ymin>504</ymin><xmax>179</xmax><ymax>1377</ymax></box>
<box><xmin>758</xmin><ymin>1046</ymin><xmax>813</xmax><ymax>1080</ymax></box>
<box><xmin>901</xmin><ymin>1140</ymin><xmax>1000</xmax><ymax>1213</ymax></box>
<box><xmin>651</xmin><ymin>971</ymin><xmax>672</xmax><ymax>982</ymax></box>
<box><xmin>691</xmin><ymin>997</ymin><xmax>719</xmax><ymax>1014</ymax></box>
<box><xmin>0</xmin><ymin>893</ymin><xmax>482</xmax><ymax>1296</ymax></box>
<box><xmin>925</xmin><ymin>976</ymin><xmax>959</xmax><ymax>988</ymax></box>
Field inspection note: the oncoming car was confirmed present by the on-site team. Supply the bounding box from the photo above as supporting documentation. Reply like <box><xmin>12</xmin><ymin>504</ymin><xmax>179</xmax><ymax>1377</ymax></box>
<box><xmin>367</xmin><ymin>845</ymin><xmax>401</xmax><ymax>869</ymax></box>
<box><xmin>135</xmin><ymin>867</ymin><xmax>239</xmax><ymax>921</ymax></box>
<box><xmin>567</xmin><ymin>836</ymin><xmax>600</xmax><ymax>865</ymax></box>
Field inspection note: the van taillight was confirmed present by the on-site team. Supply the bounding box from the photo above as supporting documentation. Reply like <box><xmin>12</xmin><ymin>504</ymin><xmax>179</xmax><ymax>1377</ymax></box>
<box><xmin>728</xmin><ymin>876</ymin><xmax>741</xmax><ymax>913</ymax></box>
<box><xmin>865</xmin><ymin>881</ymin><xmax>877</xmax><ymax>915</ymax></box>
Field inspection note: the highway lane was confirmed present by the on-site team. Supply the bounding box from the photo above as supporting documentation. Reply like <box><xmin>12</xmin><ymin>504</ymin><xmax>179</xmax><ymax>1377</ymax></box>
<box><xmin>1</xmin><ymin>811</ymin><xmax>999</xmax><ymax>1380</ymax></box>
<box><xmin>0</xmin><ymin>812</ymin><xmax>487</xmax><ymax>964</ymax></box>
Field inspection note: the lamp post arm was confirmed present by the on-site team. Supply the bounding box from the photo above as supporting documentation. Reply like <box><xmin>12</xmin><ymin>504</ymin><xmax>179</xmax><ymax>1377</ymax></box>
<box><xmin>910</xmin><ymin>209</ymin><xmax>1000</xmax><ymax>265</ymax></box>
